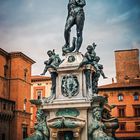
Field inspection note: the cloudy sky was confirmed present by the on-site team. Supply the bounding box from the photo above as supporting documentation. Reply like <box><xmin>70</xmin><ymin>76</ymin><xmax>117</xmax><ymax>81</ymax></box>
<box><xmin>0</xmin><ymin>0</ymin><xmax>140</xmax><ymax>85</ymax></box>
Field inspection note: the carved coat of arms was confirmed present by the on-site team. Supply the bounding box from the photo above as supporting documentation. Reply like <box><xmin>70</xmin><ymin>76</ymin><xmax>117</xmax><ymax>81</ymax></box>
<box><xmin>61</xmin><ymin>75</ymin><xmax>79</xmax><ymax>98</ymax></box>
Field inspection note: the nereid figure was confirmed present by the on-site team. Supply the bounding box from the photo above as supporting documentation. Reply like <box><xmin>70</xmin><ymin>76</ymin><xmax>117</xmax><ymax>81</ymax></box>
<box><xmin>41</xmin><ymin>50</ymin><xmax>61</xmax><ymax>75</ymax></box>
<box><xmin>88</xmin><ymin>107</ymin><xmax>114</xmax><ymax>140</ymax></box>
<box><xmin>24</xmin><ymin>109</ymin><xmax>49</xmax><ymax>140</ymax></box>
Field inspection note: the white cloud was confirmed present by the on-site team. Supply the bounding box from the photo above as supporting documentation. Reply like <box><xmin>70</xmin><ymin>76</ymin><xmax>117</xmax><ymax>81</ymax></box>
<box><xmin>106</xmin><ymin>7</ymin><xmax>140</xmax><ymax>24</ymax></box>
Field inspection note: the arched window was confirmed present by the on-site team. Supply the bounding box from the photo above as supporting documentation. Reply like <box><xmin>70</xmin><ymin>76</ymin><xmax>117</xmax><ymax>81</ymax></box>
<box><xmin>118</xmin><ymin>93</ymin><xmax>123</xmax><ymax>101</ymax></box>
<box><xmin>23</xmin><ymin>98</ymin><xmax>27</xmax><ymax>112</ymax></box>
<box><xmin>24</xmin><ymin>68</ymin><xmax>28</xmax><ymax>81</ymax></box>
<box><xmin>134</xmin><ymin>92</ymin><xmax>139</xmax><ymax>101</ymax></box>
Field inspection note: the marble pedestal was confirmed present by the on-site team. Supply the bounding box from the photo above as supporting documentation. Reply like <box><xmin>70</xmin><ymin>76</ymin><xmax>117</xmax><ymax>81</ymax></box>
<box><xmin>43</xmin><ymin>100</ymin><xmax>90</xmax><ymax>140</ymax></box>
<box><xmin>29</xmin><ymin>52</ymin><xmax>118</xmax><ymax>140</ymax></box>
<box><xmin>42</xmin><ymin>52</ymin><xmax>92</xmax><ymax>140</ymax></box>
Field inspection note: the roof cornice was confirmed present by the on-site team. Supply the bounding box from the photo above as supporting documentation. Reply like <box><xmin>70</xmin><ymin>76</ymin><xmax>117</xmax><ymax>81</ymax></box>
<box><xmin>10</xmin><ymin>52</ymin><xmax>35</xmax><ymax>64</ymax></box>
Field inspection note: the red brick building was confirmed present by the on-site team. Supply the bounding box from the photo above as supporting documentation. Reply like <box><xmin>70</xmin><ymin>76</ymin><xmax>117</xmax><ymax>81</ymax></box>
<box><xmin>30</xmin><ymin>76</ymin><xmax>51</xmax><ymax>132</ymax></box>
<box><xmin>99</xmin><ymin>49</ymin><xmax>140</xmax><ymax>140</ymax></box>
<box><xmin>0</xmin><ymin>48</ymin><xmax>35</xmax><ymax>140</ymax></box>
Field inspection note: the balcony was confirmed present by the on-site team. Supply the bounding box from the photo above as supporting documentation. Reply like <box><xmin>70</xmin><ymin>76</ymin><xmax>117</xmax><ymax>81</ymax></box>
<box><xmin>0</xmin><ymin>97</ymin><xmax>15</xmax><ymax>121</ymax></box>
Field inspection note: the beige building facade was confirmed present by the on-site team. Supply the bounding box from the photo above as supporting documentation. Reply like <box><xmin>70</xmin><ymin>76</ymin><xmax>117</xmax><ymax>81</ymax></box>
<box><xmin>30</xmin><ymin>76</ymin><xmax>51</xmax><ymax>132</ymax></box>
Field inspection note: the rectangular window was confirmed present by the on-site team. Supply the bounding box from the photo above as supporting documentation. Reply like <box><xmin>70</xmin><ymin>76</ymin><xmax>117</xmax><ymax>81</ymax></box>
<box><xmin>23</xmin><ymin>98</ymin><xmax>27</xmax><ymax>112</ymax></box>
<box><xmin>134</xmin><ymin>106</ymin><xmax>140</xmax><ymax>117</ymax></box>
<box><xmin>24</xmin><ymin>68</ymin><xmax>28</xmax><ymax>81</ymax></box>
<box><xmin>119</xmin><ymin>123</ymin><xmax>126</xmax><ymax>131</ymax></box>
<box><xmin>135</xmin><ymin>122</ymin><xmax>140</xmax><ymax>131</ymax></box>
<box><xmin>118</xmin><ymin>94</ymin><xmax>123</xmax><ymax>101</ymax></box>
<box><xmin>118</xmin><ymin>108</ymin><xmax>125</xmax><ymax>117</ymax></box>
<box><xmin>36</xmin><ymin>90</ymin><xmax>42</xmax><ymax>100</ymax></box>
<box><xmin>133</xmin><ymin>92</ymin><xmax>139</xmax><ymax>101</ymax></box>
<box><xmin>4</xmin><ymin>65</ymin><xmax>8</xmax><ymax>78</ymax></box>
<box><xmin>22</xmin><ymin>126</ymin><xmax>28</xmax><ymax>139</ymax></box>
<box><xmin>3</xmin><ymin>103</ymin><xmax>6</xmax><ymax>110</ymax></box>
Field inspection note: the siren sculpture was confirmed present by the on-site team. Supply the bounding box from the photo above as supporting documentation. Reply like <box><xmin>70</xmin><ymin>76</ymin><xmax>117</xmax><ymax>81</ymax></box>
<box><xmin>24</xmin><ymin>109</ymin><xmax>49</xmax><ymax>140</ymax></box>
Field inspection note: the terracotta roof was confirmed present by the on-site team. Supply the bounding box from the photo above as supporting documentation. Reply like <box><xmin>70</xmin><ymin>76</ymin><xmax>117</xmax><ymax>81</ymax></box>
<box><xmin>0</xmin><ymin>48</ymin><xmax>35</xmax><ymax>64</ymax></box>
<box><xmin>115</xmin><ymin>48</ymin><xmax>139</xmax><ymax>52</ymax></box>
<box><xmin>0</xmin><ymin>48</ymin><xmax>9</xmax><ymax>57</ymax></box>
<box><xmin>31</xmin><ymin>75</ymin><xmax>51</xmax><ymax>82</ymax></box>
<box><xmin>99</xmin><ymin>80</ymin><xmax>140</xmax><ymax>90</ymax></box>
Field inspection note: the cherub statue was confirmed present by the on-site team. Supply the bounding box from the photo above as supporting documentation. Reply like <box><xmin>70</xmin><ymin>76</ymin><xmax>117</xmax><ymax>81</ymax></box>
<box><xmin>92</xmin><ymin>56</ymin><xmax>107</xmax><ymax>95</ymax></box>
<box><xmin>79</xmin><ymin>42</ymin><xmax>97</xmax><ymax>67</ymax></box>
<box><xmin>41</xmin><ymin>50</ymin><xmax>61</xmax><ymax>103</ymax></box>
<box><xmin>41</xmin><ymin>50</ymin><xmax>61</xmax><ymax>75</ymax></box>
<box><xmin>93</xmin><ymin>56</ymin><xmax>107</xmax><ymax>79</ymax></box>
<box><xmin>78</xmin><ymin>43</ymin><xmax>97</xmax><ymax>95</ymax></box>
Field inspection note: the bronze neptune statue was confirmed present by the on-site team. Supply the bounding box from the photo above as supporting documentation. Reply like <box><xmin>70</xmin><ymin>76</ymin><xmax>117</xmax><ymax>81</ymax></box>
<box><xmin>63</xmin><ymin>0</ymin><xmax>86</xmax><ymax>54</ymax></box>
